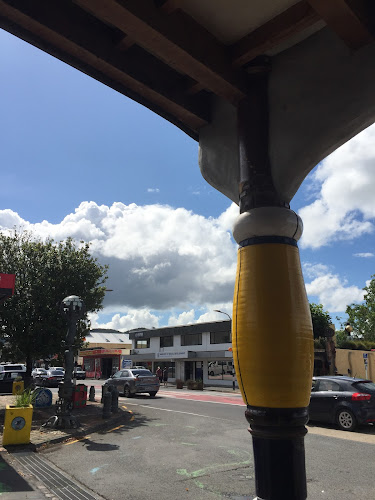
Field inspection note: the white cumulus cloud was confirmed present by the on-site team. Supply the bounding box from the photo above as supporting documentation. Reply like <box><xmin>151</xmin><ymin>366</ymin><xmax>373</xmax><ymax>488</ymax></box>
<box><xmin>147</xmin><ymin>188</ymin><xmax>160</xmax><ymax>193</ymax></box>
<box><xmin>303</xmin><ymin>263</ymin><xmax>365</xmax><ymax>313</ymax></box>
<box><xmin>0</xmin><ymin>201</ymin><xmax>237</xmax><ymax>314</ymax></box>
<box><xmin>299</xmin><ymin>124</ymin><xmax>375</xmax><ymax>249</ymax></box>
<box><xmin>353</xmin><ymin>252</ymin><xmax>374</xmax><ymax>258</ymax></box>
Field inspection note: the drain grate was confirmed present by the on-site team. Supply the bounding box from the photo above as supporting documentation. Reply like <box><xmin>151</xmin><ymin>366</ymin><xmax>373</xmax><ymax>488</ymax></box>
<box><xmin>13</xmin><ymin>452</ymin><xmax>100</xmax><ymax>500</ymax></box>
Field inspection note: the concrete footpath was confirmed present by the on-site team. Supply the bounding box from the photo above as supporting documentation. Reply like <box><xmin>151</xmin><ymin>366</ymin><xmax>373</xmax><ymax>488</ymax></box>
<box><xmin>0</xmin><ymin>385</ymin><xmax>242</xmax><ymax>499</ymax></box>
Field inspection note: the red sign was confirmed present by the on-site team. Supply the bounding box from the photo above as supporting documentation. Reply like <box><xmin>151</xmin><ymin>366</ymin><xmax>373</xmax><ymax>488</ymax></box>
<box><xmin>82</xmin><ymin>349</ymin><xmax>122</xmax><ymax>357</ymax></box>
<box><xmin>0</xmin><ymin>273</ymin><xmax>15</xmax><ymax>301</ymax></box>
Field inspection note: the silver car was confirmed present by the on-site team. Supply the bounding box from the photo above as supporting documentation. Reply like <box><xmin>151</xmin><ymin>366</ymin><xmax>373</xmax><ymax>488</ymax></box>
<box><xmin>32</xmin><ymin>368</ymin><xmax>48</xmax><ymax>379</ymax></box>
<box><xmin>105</xmin><ymin>369</ymin><xmax>160</xmax><ymax>397</ymax></box>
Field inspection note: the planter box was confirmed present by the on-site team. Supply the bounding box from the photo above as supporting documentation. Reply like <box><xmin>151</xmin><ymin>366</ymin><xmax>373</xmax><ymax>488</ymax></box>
<box><xmin>3</xmin><ymin>405</ymin><xmax>33</xmax><ymax>446</ymax></box>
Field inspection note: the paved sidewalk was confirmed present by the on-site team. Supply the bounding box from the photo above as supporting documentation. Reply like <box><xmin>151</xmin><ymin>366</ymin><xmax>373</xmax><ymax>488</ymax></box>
<box><xmin>0</xmin><ymin>384</ymin><xmax>243</xmax><ymax>498</ymax></box>
<box><xmin>0</xmin><ymin>392</ymin><xmax>129</xmax><ymax>499</ymax></box>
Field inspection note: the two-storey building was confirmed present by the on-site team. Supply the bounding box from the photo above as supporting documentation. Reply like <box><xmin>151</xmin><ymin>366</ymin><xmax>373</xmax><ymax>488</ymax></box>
<box><xmin>128</xmin><ymin>320</ymin><xmax>234</xmax><ymax>387</ymax></box>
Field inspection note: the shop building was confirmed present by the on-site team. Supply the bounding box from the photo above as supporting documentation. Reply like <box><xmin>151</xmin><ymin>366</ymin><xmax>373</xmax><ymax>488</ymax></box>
<box><xmin>79</xmin><ymin>329</ymin><xmax>131</xmax><ymax>379</ymax></box>
<box><xmin>128</xmin><ymin>320</ymin><xmax>234</xmax><ymax>388</ymax></box>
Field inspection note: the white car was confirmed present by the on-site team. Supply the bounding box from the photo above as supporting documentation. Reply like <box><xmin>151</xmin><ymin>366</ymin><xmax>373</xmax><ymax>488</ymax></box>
<box><xmin>31</xmin><ymin>368</ymin><xmax>48</xmax><ymax>379</ymax></box>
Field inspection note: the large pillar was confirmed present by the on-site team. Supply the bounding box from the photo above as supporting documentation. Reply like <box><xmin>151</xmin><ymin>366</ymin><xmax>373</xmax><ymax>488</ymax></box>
<box><xmin>232</xmin><ymin>207</ymin><xmax>313</xmax><ymax>499</ymax></box>
<box><xmin>232</xmin><ymin>74</ymin><xmax>314</xmax><ymax>499</ymax></box>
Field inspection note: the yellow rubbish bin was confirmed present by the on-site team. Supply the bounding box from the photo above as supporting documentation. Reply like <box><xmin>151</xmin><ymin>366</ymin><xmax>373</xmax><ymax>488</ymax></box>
<box><xmin>2</xmin><ymin>405</ymin><xmax>33</xmax><ymax>446</ymax></box>
<box><xmin>12</xmin><ymin>380</ymin><xmax>24</xmax><ymax>395</ymax></box>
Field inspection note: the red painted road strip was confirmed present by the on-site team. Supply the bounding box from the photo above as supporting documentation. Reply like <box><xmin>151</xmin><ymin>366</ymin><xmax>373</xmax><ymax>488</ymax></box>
<box><xmin>88</xmin><ymin>384</ymin><xmax>245</xmax><ymax>406</ymax></box>
<box><xmin>160</xmin><ymin>390</ymin><xmax>245</xmax><ymax>406</ymax></box>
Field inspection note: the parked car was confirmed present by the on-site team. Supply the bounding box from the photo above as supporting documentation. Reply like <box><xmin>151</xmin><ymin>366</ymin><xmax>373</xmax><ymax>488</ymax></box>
<box><xmin>309</xmin><ymin>376</ymin><xmax>375</xmax><ymax>431</ymax></box>
<box><xmin>51</xmin><ymin>366</ymin><xmax>65</xmax><ymax>374</ymax></box>
<box><xmin>104</xmin><ymin>369</ymin><xmax>160</xmax><ymax>397</ymax></box>
<box><xmin>0</xmin><ymin>363</ymin><xmax>26</xmax><ymax>373</ymax></box>
<box><xmin>32</xmin><ymin>368</ymin><xmax>48</xmax><ymax>382</ymax></box>
<box><xmin>0</xmin><ymin>371</ymin><xmax>27</xmax><ymax>394</ymax></box>
<box><xmin>73</xmin><ymin>365</ymin><xmax>86</xmax><ymax>380</ymax></box>
<box><xmin>40</xmin><ymin>369</ymin><xmax>64</xmax><ymax>387</ymax></box>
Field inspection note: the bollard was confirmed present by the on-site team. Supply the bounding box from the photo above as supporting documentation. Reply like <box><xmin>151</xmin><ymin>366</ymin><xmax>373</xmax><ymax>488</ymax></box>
<box><xmin>89</xmin><ymin>386</ymin><xmax>96</xmax><ymax>402</ymax></box>
<box><xmin>101</xmin><ymin>384</ymin><xmax>109</xmax><ymax>404</ymax></box>
<box><xmin>102</xmin><ymin>390</ymin><xmax>112</xmax><ymax>419</ymax></box>
<box><xmin>111</xmin><ymin>386</ymin><xmax>119</xmax><ymax>413</ymax></box>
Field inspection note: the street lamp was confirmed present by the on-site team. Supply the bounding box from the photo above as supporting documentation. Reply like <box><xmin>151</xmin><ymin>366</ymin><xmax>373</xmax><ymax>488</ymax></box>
<box><xmin>47</xmin><ymin>295</ymin><xmax>85</xmax><ymax>428</ymax></box>
<box><xmin>345</xmin><ymin>323</ymin><xmax>353</xmax><ymax>335</ymax></box>
<box><xmin>213</xmin><ymin>309</ymin><xmax>231</xmax><ymax>321</ymax></box>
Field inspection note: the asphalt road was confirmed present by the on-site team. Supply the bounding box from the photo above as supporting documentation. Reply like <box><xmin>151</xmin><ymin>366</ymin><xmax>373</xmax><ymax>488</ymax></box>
<box><xmin>40</xmin><ymin>388</ymin><xmax>375</xmax><ymax>500</ymax></box>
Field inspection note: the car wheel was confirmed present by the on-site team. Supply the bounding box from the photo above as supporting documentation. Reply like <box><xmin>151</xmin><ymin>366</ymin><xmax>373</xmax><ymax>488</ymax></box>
<box><xmin>123</xmin><ymin>385</ymin><xmax>131</xmax><ymax>397</ymax></box>
<box><xmin>337</xmin><ymin>408</ymin><xmax>357</xmax><ymax>431</ymax></box>
<box><xmin>149</xmin><ymin>392</ymin><xmax>157</xmax><ymax>397</ymax></box>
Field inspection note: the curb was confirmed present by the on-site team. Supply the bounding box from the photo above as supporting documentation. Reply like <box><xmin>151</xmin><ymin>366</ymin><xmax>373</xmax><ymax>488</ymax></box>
<box><xmin>3</xmin><ymin>409</ymin><xmax>130</xmax><ymax>453</ymax></box>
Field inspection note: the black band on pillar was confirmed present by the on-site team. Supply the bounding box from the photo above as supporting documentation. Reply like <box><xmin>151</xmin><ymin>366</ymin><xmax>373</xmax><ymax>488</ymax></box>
<box><xmin>239</xmin><ymin>236</ymin><xmax>298</xmax><ymax>248</ymax></box>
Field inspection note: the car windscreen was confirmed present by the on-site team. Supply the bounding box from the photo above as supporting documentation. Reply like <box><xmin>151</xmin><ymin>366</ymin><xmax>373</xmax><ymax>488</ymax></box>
<box><xmin>50</xmin><ymin>370</ymin><xmax>64</xmax><ymax>376</ymax></box>
<box><xmin>132</xmin><ymin>369</ymin><xmax>152</xmax><ymax>376</ymax></box>
<box><xmin>4</xmin><ymin>365</ymin><xmax>23</xmax><ymax>371</ymax></box>
<box><xmin>353</xmin><ymin>381</ymin><xmax>375</xmax><ymax>393</ymax></box>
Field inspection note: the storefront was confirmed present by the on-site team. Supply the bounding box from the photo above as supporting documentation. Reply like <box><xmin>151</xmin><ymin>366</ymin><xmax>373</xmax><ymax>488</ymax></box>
<box><xmin>81</xmin><ymin>349</ymin><xmax>129</xmax><ymax>379</ymax></box>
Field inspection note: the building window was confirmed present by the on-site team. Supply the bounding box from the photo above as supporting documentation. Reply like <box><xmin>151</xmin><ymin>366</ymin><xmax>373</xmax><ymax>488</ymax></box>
<box><xmin>210</xmin><ymin>331</ymin><xmax>231</xmax><ymax>344</ymax></box>
<box><xmin>160</xmin><ymin>336</ymin><xmax>173</xmax><ymax>348</ymax></box>
<box><xmin>181</xmin><ymin>333</ymin><xmax>202</xmax><ymax>346</ymax></box>
<box><xmin>136</xmin><ymin>339</ymin><xmax>150</xmax><ymax>349</ymax></box>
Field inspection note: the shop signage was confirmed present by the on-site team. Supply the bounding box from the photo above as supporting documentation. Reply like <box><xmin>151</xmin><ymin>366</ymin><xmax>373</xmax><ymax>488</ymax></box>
<box><xmin>156</xmin><ymin>351</ymin><xmax>188</xmax><ymax>359</ymax></box>
<box><xmin>83</xmin><ymin>349</ymin><xmax>123</xmax><ymax>357</ymax></box>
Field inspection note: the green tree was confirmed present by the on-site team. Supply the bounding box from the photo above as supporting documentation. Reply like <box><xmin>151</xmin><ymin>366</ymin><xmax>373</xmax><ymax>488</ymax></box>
<box><xmin>346</xmin><ymin>275</ymin><xmax>375</xmax><ymax>341</ymax></box>
<box><xmin>309</xmin><ymin>303</ymin><xmax>332</xmax><ymax>340</ymax></box>
<box><xmin>0</xmin><ymin>231</ymin><xmax>108</xmax><ymax>374</ymax></box>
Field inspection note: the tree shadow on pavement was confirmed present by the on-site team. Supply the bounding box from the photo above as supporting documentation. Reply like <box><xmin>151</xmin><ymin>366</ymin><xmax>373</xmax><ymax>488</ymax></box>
<box><xmin>79</xmin><ymin>412</ymin><xmax>154</xmax><ymax>451</ymax></box>
<box><xmin>0</xmin><ymin>454</ymin><xmax>34</xmax><ymax>494</ymax></box>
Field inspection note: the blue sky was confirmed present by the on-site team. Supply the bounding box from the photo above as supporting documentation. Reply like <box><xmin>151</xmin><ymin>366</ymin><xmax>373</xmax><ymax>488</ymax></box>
<box><xmin>1</xmin><ymin>29</ymin><xmax>374</xmax><ymax>331</ymax></box>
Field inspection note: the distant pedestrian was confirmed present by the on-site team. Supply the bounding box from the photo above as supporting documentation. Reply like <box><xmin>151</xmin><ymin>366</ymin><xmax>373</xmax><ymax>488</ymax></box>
<box><xmin>156</xmin><ymin>366</ymin><xmax>162</xmax><ymax>383</ymax></box>
<box><xmin>163</xmin><ymin>367</ymin><xmax>168</xmax><ymax>387</ymax></box>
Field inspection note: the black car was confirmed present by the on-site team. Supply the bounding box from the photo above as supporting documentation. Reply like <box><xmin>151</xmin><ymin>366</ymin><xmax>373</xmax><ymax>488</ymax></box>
<box><xmin>40</xmin><ymin>369</ymin><xmax>64</xmax><ymax>387</ymax></box>
<box><xmin>309</xmin><ymin>376</ymin><xmax>375</xmax><ymax>431</ymax></box>
<box><xmin>0</xmin><ymin>371</ymin><xmax>27</xmax><ymax>394</ymax></box>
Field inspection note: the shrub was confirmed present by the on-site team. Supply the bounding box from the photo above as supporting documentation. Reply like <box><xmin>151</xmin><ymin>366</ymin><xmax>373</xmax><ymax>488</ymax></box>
<box><xmin>314</xmin><ymin>338</ymin><xmax>326</xmax><ymax>350</ymax></box>
<box><xmin>195</xmin><ymin>379</ymin><xmax>203</xmax><ymax>390</ymax></box>
<box><xmin>186</xmin><ymin>379</ymin><xmax>195</xmax><ymax>390</ymax></box>
<box><xmin>14</xmin><ymin>388</ymin><xmax>36</xmax><ymax>407</ymax></box>
<box><xmin>339</xmin><ymin>339</ymin><xmax>357</xmax><ymax>350</ymax></box>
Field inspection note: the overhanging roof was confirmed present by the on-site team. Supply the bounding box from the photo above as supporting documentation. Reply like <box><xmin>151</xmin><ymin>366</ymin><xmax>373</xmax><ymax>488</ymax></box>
<box><xmin>1</xmin><ymin>0</ymin><xmax>373</xmax><ymax>140</ymax></box>
<box><xmin>1</xmin><ymin>1</ymin><xmax>374</xmax><ymax>205</ymax></box>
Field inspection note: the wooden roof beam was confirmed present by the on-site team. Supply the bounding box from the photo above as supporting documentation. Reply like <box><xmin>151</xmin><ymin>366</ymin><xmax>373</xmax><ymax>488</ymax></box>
<box><xmin>0</xmin><ymin>0</ymin><xmax>209</xmax><ymax>133</ymax></box>
<box><xmin>73</xmin><ymin>0</ymin><xmax>250</xmax><ymax>105</ymax></box>
<box><xmin>307</xmin><ymin>0</ymin><xmax>374</xmax><ymax>49</ymax></box>
<box><xmin>231</xmin><ymin>1</ymin><xmax>321</xmax><ymax>68</ymax></box>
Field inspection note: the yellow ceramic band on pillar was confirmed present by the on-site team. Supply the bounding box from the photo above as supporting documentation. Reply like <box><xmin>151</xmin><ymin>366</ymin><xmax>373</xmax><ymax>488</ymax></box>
<box><xmin>232</xmin><ymin>207</ymin><xmax>314</xmax><ymax>409</ymax></box>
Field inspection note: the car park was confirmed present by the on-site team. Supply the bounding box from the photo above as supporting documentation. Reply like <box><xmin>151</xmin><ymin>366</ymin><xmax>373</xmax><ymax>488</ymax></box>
<box><xmin>51</xmin><ymin>367</ymin><xmax>65</xmax><ymax>374</ymax></box>
<box><xmin>39</xmin><ymin>369</ymin><xmax>64</xmax><ymax>387</ymax></box>
<box><xmin>104</xmin><ymin>368</ymin><xmax>160</xmax><ymax>397</ymax></box>
<box><xmin>0</xmin><ymin>371</ymin><xmax>27</xmax><ymax>393</ymax></box>
<box><xmin>309</xmin><ymin>376</ymin><xmax>375</xmax><ymax>431</ymax></box>
<box><xmin>32</xmin><ymin>368</ymin><xmax>48</xmax><ymax>382</ymax></box>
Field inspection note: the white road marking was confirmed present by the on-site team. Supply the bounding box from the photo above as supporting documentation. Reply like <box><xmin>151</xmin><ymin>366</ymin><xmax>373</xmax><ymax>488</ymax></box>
<box><xmin>124</xmin><ymin>402</ymin><xmax>235</xmax><ymax>422</ymax></box>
